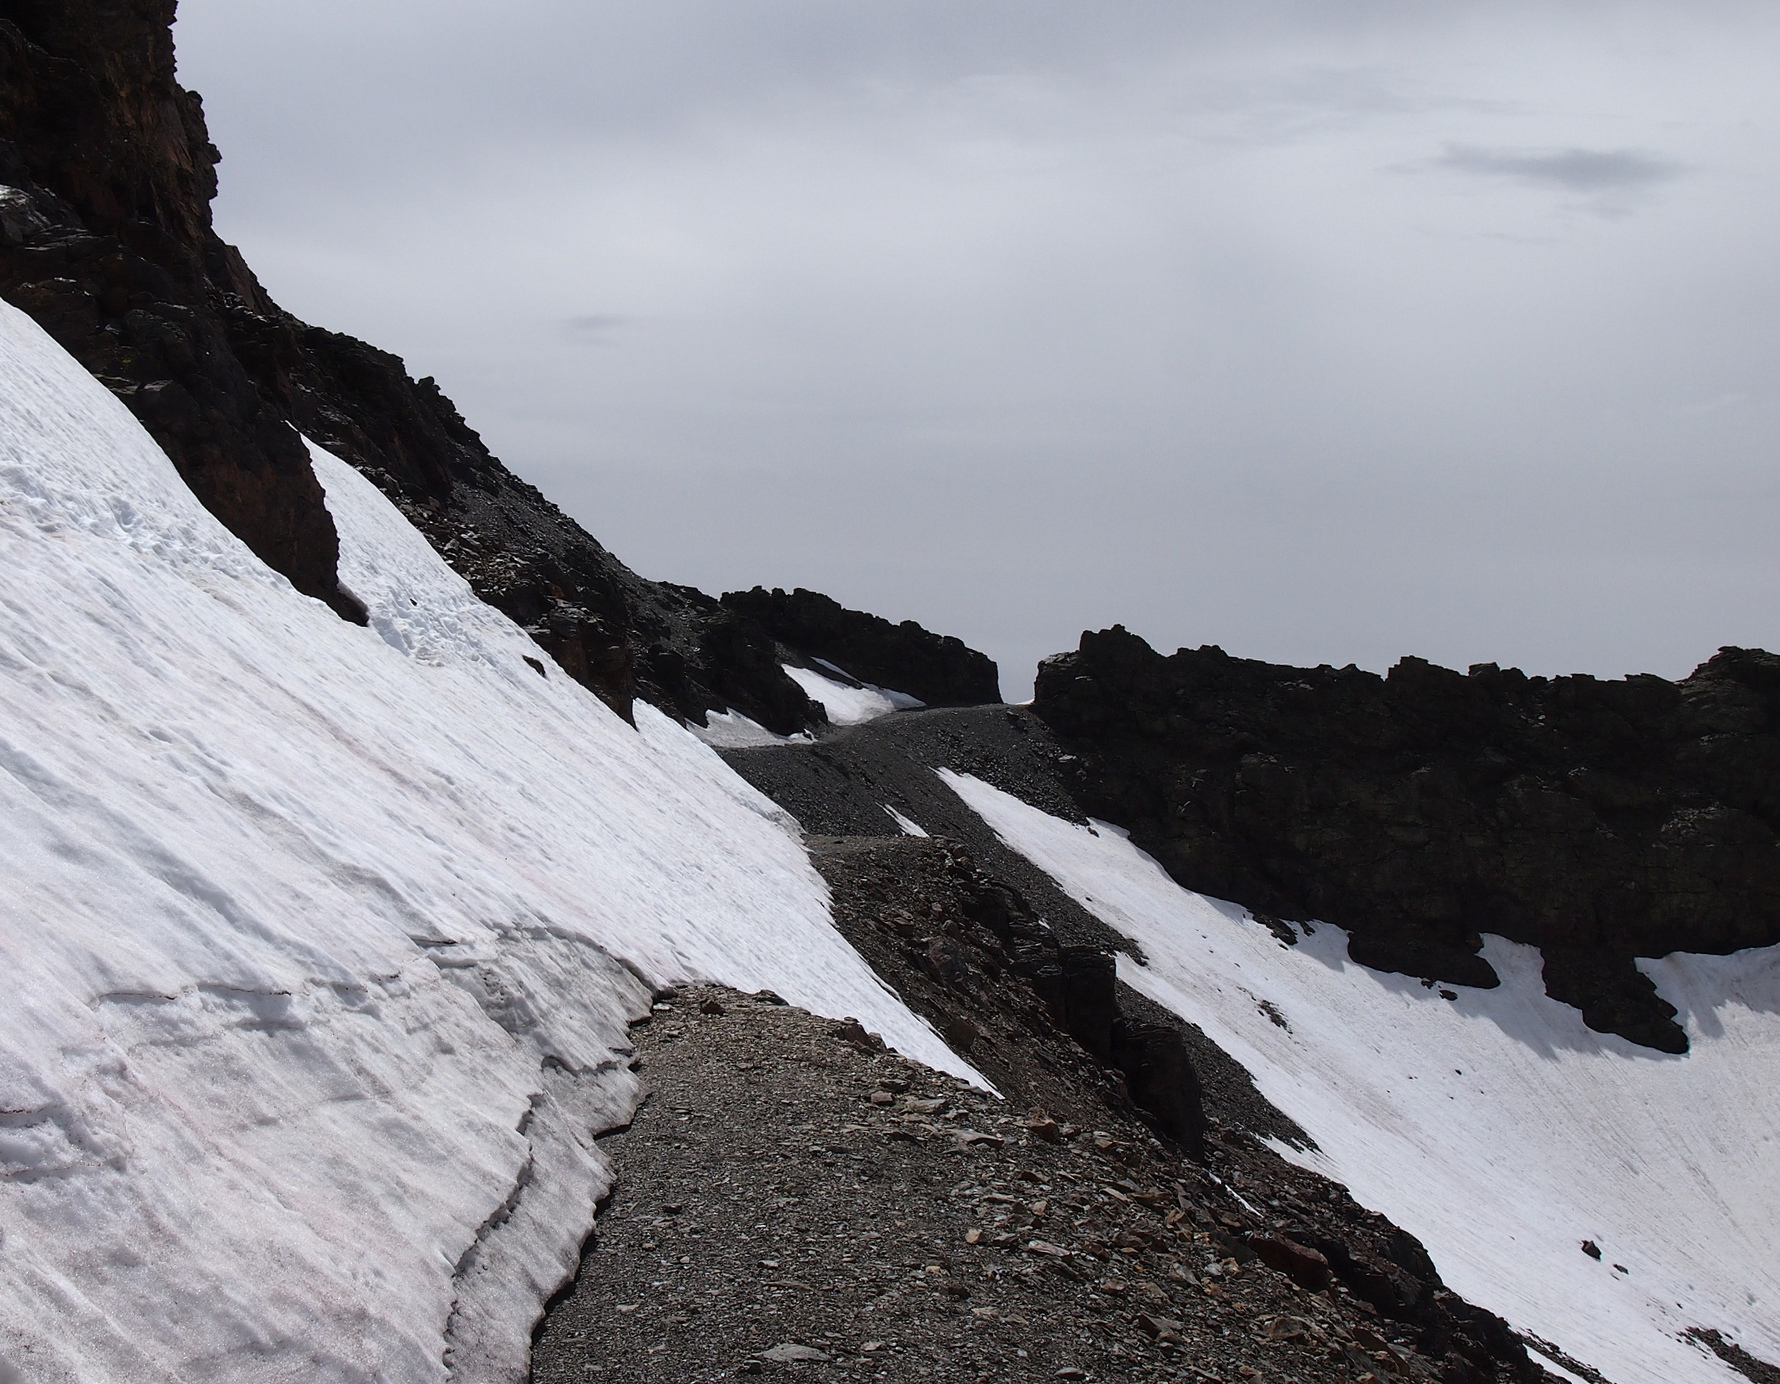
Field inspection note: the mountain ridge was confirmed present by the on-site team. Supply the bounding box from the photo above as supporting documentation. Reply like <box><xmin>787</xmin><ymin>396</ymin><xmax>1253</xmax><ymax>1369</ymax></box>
<box><xmin>0</xmin><ymin>0</ymin><xmax>999</xmax><ymax>731</ymax></box>
<box><xmin>2</xmin><ymin>6</ymin><xmax>1777</xmax><ymax>1383</ymax></box>
<box><xmin>1029</xmin><ymin>626</ymin><xmax>1780</xmax><ymax>1050</ymax></box>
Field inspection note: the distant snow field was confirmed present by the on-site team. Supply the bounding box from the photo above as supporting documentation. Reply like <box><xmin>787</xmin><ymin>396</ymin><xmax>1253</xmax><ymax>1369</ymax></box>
<box><xmin>688</xmin><ymin>707</ymin><xmax>811</xmax><ymax>749</ymax></box>
<box><xmin>942</xmin><ymin>769</ymin><xmax>1780</xmax><ymax>1384</ymax></box>
<box><xmin>782</xmin><ymin>661</ymin><xmax>923</xmax><ymax>725</ymax></box>
<box><xmin>0</xmin><ymin>300</ymin><xmax>971</xmax><ymax>1384</ymax></box>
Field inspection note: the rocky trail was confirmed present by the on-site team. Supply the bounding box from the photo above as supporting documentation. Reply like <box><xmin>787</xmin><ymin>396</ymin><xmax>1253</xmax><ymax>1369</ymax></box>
<box><xmin>530</xmin><ymin>970</ymin><xmax>1545</xmax><ymax>1384</ymax></box>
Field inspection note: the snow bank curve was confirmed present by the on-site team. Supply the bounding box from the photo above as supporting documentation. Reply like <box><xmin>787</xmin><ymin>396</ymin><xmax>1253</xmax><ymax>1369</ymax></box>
<box><xmin>0</xmin><ymin>300</ymin><xmax>969</xmax><ymax>1384</ymax></box>
<box><xmin>941</xmin><ymin>768</ymin><xmax>1780</xmax><ymax>1384</ymax></box>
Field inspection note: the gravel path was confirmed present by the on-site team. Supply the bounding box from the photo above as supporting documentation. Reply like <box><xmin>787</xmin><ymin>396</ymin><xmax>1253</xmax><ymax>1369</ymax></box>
<box><xmin>530</xmin><ymin>987</ymin><xmax>1545</xmax><ymax>1384</ymax></box>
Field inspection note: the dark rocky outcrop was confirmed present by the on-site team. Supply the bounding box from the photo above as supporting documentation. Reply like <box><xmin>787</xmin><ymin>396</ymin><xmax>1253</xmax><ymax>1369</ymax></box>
<box><xmin>721</xmin><ymin>585</ymin><xmax>1001</xmax><ymax>706</ymax></box>
<box><xmin>0</xmin><ymin>1</ymin><xmax>356</xmax><ymax>617</ymax></box>
<box><xmin>812</xmin><ymin>833</ymin><xmax>1208</xmax><ymax>1158</ymax></box>
<box><xmin>0</xmin><ymin>0</ymin><xmax>995</xmax><ymax>731</ymax></box>
<box><xmin>1032</xmin><ymin>626</ymin><xmax>1780</xmax><ymax>1051</ymax></box>
<box><xmin>1685</xmin><ymin>1328</ymin><xmax>1780</xmax><ymax>1384</ymax></box>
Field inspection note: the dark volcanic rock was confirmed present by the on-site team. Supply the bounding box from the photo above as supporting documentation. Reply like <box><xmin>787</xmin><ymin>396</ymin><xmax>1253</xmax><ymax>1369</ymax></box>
<box><xmin>722</xmin><ymin>585</ymin><xmax>1002</xmax><ymax>706</ymax></box>
<box><xmin>0</xmin><ymin>3</ymin><xmax>357</xmax><ymax>618</ymax></box>
<box><xmin>723</xmin><ymin>705</ymin><xmax>1302</xmax><ymax>1155</ymax></box>
<box><xmin>1032</xmin><ymin>625</ymin><xmax>1780</xmax><ymax>1050</ymax></box>
<box><xmin>1686</xmin><ymin>1327</ymin><xmax>1780</xmax><ymax>1384</ymax></box>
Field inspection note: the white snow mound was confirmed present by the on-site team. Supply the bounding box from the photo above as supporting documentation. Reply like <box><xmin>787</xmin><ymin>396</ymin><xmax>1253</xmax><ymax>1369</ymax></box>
<box><xmin>0</xmin><ymin>299</ymin><xmax>973</xmax><ymax>1384</ymax></box>
<box><xmin>688</xmin><ymin>707</ymin><xmax>811</xmax><ymax>749</ymax></box>
<box><xmin>783</xmin><ymin>661</ymin><xmax>923</xmax><ymax>725</ymax></box>
<box><xmin>940</xmin><ymin>769</ymin><xmax>1780</xmax><ymax>1384</ymax></box>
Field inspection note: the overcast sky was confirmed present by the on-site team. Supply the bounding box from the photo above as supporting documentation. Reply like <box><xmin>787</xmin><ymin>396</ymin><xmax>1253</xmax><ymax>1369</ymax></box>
<box><xmin>173</xmin><ymin>1</ymin><xmax>1780</xmax><ymax>698</ymax></box>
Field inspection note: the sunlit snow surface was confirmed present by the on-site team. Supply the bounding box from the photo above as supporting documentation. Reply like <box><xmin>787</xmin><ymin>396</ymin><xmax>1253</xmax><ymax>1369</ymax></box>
<box><xmin>0</xmin><ymin>300</ymin><xmax>970</xmax><ymax>1384</ymax></box>
<box><xmin>940</xmin><ymin>769</ymin><xmax>1780</xmax><ymax>1384</ymax></box>
<box><xmin>782</xmin><ymin>661</ymin><xmax>923</xmax><ymax>725</ymax></box>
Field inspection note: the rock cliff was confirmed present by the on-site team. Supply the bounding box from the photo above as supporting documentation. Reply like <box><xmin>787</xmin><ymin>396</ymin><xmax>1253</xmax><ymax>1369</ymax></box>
<box><xmin>1032</xmin><ymin>626</ymin><xmax>1780</xmax><ymax>1051</ymax></box>
<box><xmin>722</xmin><ymin>585</ymin><xmax>1001</xmax><ymax>707</ymax></box>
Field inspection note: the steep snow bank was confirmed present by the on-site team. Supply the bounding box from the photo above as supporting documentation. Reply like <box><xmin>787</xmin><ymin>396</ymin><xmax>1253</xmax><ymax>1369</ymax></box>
<box><xmin>0</xmin><ymin>299</ymin><xmax>969</xmax><ymax>1384</ymax></box>
<box><xmin>941</xmin><ymin>769</ymin><xmax>1780</xmax><ymax>1384</ymax></box>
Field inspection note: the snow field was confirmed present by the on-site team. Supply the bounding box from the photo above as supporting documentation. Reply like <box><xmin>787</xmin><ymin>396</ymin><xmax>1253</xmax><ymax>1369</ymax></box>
<box><xmin>689</xmin><ymin>707</ymin><xmax>811</xmax><ymax>748</ymax></box>
<box><xmin>782</xmin><ymin>661</ymin><xmax>923</xmax><ymax>725</ymax></box>
<box><xmin>940</xmin><ymin>769</ymin><xmax>1780</xmax><ymax>1384</ymax></box>
<box><xmin>0</xmin><ymin>299</ymin><xmax>972</xmax><ymax>1384</ymax></box>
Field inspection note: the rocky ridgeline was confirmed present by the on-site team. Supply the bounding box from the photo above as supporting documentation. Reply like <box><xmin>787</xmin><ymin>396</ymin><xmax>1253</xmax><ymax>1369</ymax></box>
<box><xmin>0</xmin><ymin>3</ymin><xmax>1000</xmax><ymax>732</ymax></box>
<box><xmin>723</xmin><ymin>587</ymin><xmax>1003</xmax><ymax>708</ymax></box>
<box><xmin>1032</xmin><ymin>626</ymin><xmax>1780</xmax><ymax>1051</ymax></box>
<box><xmin>535</xmin><ymin>987</ymin><xmax>1544</xmax><ymax>1384</ymax></box>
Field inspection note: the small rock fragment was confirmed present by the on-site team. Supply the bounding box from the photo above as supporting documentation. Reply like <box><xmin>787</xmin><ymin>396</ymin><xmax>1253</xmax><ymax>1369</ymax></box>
<box><xmin>1250</xmin><ymin>1234</ymin><xmax>1331</xmax><ymax>1290</ymax></box>
<box><xmin>1027</xmin><ymin>1115</ymin><xmax>1064</xmax><ymax>1143</ymax></box>
<box><xmin>1135</xmin><ymin>1312</ymin><xmax>1186</xmax><ymax>1343</ymax></box>
<box><xmin>760</xmin><ymin>1343</ymin><xmax>831</xmax><ymax>1364</ymax></box>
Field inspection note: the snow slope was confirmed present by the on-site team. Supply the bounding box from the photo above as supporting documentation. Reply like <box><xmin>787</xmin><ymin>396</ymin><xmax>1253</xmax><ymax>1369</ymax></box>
<box><xmin>0</xmin><ymin>298</ymin><xmax>971</xmax><ymax>1384</ymax></box>
<box><xmin>782</xmin><ymin>662</ymin><xmax>923</xmax><ymax>725</ymax></box>
<box><xmin>941</xmin><ymin>770</ymin><xmax>1780</xmax><ymax>1384</ymax></box>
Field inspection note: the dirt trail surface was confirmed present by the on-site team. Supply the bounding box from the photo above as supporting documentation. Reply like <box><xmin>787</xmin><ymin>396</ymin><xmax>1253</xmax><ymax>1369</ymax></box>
<box><xmin>530</xmin><ymin>987</ymin><xmax>1546</xmax><ymax>1384</ymax></box>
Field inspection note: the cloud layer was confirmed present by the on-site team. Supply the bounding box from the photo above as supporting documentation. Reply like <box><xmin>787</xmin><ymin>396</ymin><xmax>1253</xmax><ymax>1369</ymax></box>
<box><xmin>174</xmin><ymin>1</ymin><xmax>1780</xmax><ymax>695</ymax></box>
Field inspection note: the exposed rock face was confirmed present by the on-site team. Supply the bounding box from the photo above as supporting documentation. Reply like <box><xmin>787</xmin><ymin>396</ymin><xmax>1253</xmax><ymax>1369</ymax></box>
<box><xmin>0</xmin><ymin>1</ymin><xmax>997</xmax><ymax>731</ymax></box>
<box><xmin>0</xmin><ymin>1</ymin><xmax>355</xmax><ymax>617</ymax></box>
<box><xmin>1033</xmin><ymin>626</ymin><xmax>1780</xmax><ymax>1051</ymax></box>
<box><xmin>721</xmin><ymin>585</ymin><xmax>1002</xmax><ymax>706</ymax></box>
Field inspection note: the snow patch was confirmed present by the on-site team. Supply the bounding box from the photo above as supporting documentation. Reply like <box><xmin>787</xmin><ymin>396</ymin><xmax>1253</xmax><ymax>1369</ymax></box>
<box><xmin>939</xmin><ymin>768</ymin><xmax>1780</xmax><ymax>1384</ymax></box>
<box><xmin>0</xmin><ymin>298</ymin><xmax>972</xmax><ymax>1384</ymax></box>
<box><xmin>689</xmin><ymin>708</ymin><xmax>810</xmax><ymax>749</ymax></box>
<box><xmin>884</xmin><ymin>804</ymin><xmax>930</xmax><ymax>837</ymax></box>
<box><xmin>783</xmin><ymin>662</ymin><xmax>923</xmax><ymax>725</ymax></box>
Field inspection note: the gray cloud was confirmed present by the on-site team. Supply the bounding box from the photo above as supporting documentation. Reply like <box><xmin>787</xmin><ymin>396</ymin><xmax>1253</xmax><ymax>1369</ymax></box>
<box><xmin>563</xmin><ymin>314</ymin><xmax>630</xmax><ymax>341</ymax></box>
<box><xmin>171</xmin><ymin>1</ymin><xmax>1780</xmax><ymax>698</ymax></box>
<box><xmin>1435</xmin><ymin>144</ymin><xmax>1683</xmax><ymax>191</ymax></box>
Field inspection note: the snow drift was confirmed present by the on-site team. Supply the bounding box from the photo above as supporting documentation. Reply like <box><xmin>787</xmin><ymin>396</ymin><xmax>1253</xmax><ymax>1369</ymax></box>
<box><xmin>942</xmin><ymin>769</ymin><xmax>1780</xmax><ymax>1384</ymax></box>
<box><xmin>0</xmin><ymin>299</ymin><xmax>972</xmax><ymax>1384</ymax></box>
<box><xmin>782</xmin><ymin>661</ymin><xmax>923</xmax><ymax>726</ymax></box>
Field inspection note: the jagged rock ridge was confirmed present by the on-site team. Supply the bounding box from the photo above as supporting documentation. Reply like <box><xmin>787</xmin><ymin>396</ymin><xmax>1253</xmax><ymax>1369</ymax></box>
<box><xmin>722</xmin><ymin>585</ymin><xmax>1001</xmax><ymax>707</ymax></box>
<box><xmin>1031</xmin><ymin>625</ymin><xmax>1780</xmax><ymax>1051</ymax></box>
